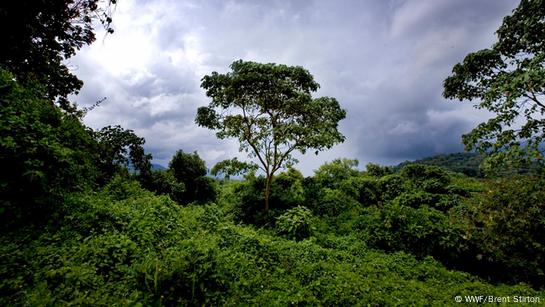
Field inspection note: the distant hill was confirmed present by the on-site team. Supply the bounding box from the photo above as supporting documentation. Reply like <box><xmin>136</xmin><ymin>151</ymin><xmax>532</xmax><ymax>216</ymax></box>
<box><xmin>151</xmin><ymin>163</ymin><xmax>166</xmax><ymax>171</ymax></box>
<box><xmin>127</xmin><ymin>162</ymin><xmax>166</xmax><ymax>173</ymax></box>
<box><xmin>396</xmin><ymin>151</ymin><xmax>544</xmax><ymax>177</ymax></box>
<box><xmin>396</xmin><ymin>152</ymin><xmax>484</xmax><ymax>177</ymax></box>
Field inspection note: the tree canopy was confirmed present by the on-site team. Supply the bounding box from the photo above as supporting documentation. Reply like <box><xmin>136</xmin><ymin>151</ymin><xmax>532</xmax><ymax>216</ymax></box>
<box><xmin>0</xmin><ymin>0</ymin><xmax>116</xmax><ymax>113</ymax></box>
<box><xmin>443</xmin><ymin>0</ymin><xmax>545</xmax><ymax>172</ymax></box>
<box><xmin>211</xmin><ymin>158</ymin><xmax>257</xmax><ymax>180</ymax></box>
<box><xmin>196</xmin><ymin>60</ymin><xmax>346</xmax><ymax>210</ymax></box>
<box><xmin>95</xmin><ymin>125</ymin><xmax>152</xmax><ymax>183</ymax></box>
<box><xmin>168</xmin><ymin>150</ymin><xmax>216</xmax><ymax>204</ymax></box>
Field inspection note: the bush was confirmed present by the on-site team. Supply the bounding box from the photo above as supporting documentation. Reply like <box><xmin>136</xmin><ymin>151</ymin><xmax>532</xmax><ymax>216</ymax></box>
<box><xmin>391</xmin><ymin>190</ymin><xmax>440</xmax><ymax>208</ymax></box>
<box><xmin>390</xmin><ymin>190</ymin><xmax>460</xmax><ymax>212</ymax></box>
<box><xmin>311</xmin><ymin>188</ymin><xmax>359</xmax><ymax>217</ymax></box>
<box><xmin>135</xmin><ymin>241</ymin><xmax>226</xmax><ymax>305</ymax></box>
<box><xmin>1</xmin><ymin>181</ymin><xmax>542</xmax><ymax>305</ymax></box>
<box><xmin>338</xmin><ymin>175</ymin><xmax>379</xmax><ymax>206</ymax></box>
<box><xmin>102</xmin><ymin>175</ymin><xmax>148</xmax><ymax>201</ymax></box>
<box><xmin>231</xmin><ymin>175</ymin><xmax>267</xmax><ymax>225</ymax></box>
<box><xmin>144</xmin><ymin>169</ymin><xmax>185</xmax><ymax>203</ymax></box>
<box><xmin>232</xmin><ymin>169</ymin><xmax>306</xmax><ymax>226</ymax></box>
<box><xmin>354</xmin><ymin>203</ymin><xmax>462</xmax><ymax>259</ymax></box>
<box><xmin>194</xmin><ymin>176</ymin><xmax>218</xmax><ymax>204</ymax></box>
<box><xmin>455</xmin><ymin>176</ymin><xmax>545</xmax><ymax>287</ymax></box>
<box><xmin>271</xmin><ymin>168</ymin><xmax>306</xmax><ymax>208</ymax></box>
<box><xmin>276</xmin><ymin>206</ymin><xmax>315</xmax><ymax>240</ymax></box>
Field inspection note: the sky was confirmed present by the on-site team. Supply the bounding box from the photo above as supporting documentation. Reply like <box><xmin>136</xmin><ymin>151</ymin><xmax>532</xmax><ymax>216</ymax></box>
<box><xmin>70</xmin><ymin>0</ymin><xmax>518</xmax><ymax>175</ymax></box>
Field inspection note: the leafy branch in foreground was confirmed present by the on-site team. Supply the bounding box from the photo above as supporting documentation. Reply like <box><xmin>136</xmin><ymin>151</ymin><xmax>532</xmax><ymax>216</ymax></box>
<box><xmin>443</xmin><ymin>0</ymin><xmax>545</xmax><ymax>173</ymax></box>
<box><xmin>0</xmin><ymin>0</ymin><xmax>117</xmax><ymax>113</ymax></box>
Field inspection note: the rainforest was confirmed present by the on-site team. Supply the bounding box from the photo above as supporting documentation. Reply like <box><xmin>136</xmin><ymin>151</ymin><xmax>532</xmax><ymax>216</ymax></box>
<box><xmin>1</xmin><ymin>0</ymin><xmax>544</xmax><ymax>305</ymax></box>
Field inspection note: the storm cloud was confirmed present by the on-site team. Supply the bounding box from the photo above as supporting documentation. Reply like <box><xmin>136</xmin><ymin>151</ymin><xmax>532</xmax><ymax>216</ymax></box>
<box><xmin>71</xmin><ymin>0</ymin><xmax>518</xmax><ymax>174</ymax></box>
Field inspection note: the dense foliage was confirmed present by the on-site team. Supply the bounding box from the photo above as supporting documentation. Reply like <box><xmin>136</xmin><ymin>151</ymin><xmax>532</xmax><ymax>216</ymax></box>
<box><xmin>2</xmin><ymin>72</ymin><xmax>544</xmax><ymax>301</ymax></box>
<box><xmin>276</xmin><ymin>206</ymin><xmax>315</xmax><ymax>241</ymax></box>
<box><xmin>0</xmin><ymin>68</ymin><xmax>161</xmax><ymax>228</ymax></box>
<box><xmin>2</xmin><ymin>0</ymin><xmax>544</xmax><ymax>304</ymax></box>
<box><xmin>142</xmin><ymin>150</ymin><xmax>216</xmax><ymax>205</ymax></box>
<box><xmin>1</xmin><ymin>173</ymin><xmax>544</xmax><ymax>305</ymax></box>
<box><xmin>0</xmin><ymin>69</ymin><xmax>99</xmax><ymax>227</ymax></box>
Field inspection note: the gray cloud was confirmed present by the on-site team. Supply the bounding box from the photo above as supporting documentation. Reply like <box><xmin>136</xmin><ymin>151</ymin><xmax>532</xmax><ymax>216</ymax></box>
<box><xmin>70</xmin><ymin>0</ymin><xmax>518</xmax><ymax>174</ymax></box>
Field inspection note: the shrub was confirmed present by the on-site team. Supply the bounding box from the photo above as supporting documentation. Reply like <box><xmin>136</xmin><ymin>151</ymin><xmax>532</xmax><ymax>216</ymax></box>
<box><xmin>276</xmin><ymin>206</ymin><xmax>315</xmax><ymax>240</ymax></box>
<box><xmin>0</xmin><ymin>181</ymin><xmax>542</xmax><ymax>305</ymax></box>
<box><xmin>456</xmin><ymin>176</ymin><xmax>545</xmax><ymax>287</ymax></box>
<box><xmin>135</xmin><ymin>241</ymin><xmax>226</xmax><ymax>306</ymax></box>
<box><xmin>311</xmin><ymin>188</ymin><xmax>359</xmax><ymax>217</ymax></box>
<box><xmin>391</xmin><ymin>190</ymin><xmax>439</xmax><ymax>208</ymax></box>
<box><xmin>390</xmin><ymin>190</ymin><xmax>460</xmax><ymax>212</ymax></box>
<box><xmin>233</xmin><ymin>169</ymin><xmax>306</xmax><ymax>226</ymax></box>
<box><xmin>355</xmin><ymin>203</ymin><xmax>462</xmax><ymax>259</ymax></box>
<box><xmin>198</xmin><ymin>204</ymin><xmax>224</xmax><ymax>229</ymax></box>
<box><xmin>271</xmin><ymin>168</ymin><xmax>306</xmax><ymax>208</ymax></box>
<box><xmin>338</xmin><ymin>175</ymin><xmax>379</xmax><ymax>206</ymax></box>
<box><xmin>194</xmin><ymin>176</ymin><xmax>218</xmax><ymax>204</ymax></box>
<box><xmin>231</xmin><ymin>176</ymin><xmax>267</xmax><ymax>225</ymax></box>
<box><xmin>144</xmin><ymin>169</ymin><xmax>185</xmax><ymax>203</ymax></box>
<box><xmin>102</xmin><ymin>175</ymin><xmax>147</xmax><ymax>201</ymax></box>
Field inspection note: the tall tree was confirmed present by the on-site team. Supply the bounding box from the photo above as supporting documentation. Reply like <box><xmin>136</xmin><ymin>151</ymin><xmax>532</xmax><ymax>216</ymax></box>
<box><xmin>197</xmin><ymin>60</ymin><xmax>346</xmax><ymax>211</ymax></box>
<box><xmin>0</xmin><ymin>0</ymin><xmax>116</xmax><ymax>113</ymax></box>
<box><xmin>443</xmin><ymin>0</ymin><xmax>545</xmax><ymax>172</ymax></box>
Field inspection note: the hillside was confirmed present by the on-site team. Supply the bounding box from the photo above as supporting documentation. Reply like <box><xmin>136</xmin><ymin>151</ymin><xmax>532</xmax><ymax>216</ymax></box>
<box><xmin>396</xmin><ymin>151</ymin><xmax>543</xmax><ymax>177</ymax></box>
<box><xmin>396</xmin><ymin>152</ymin><xmax>484</xmax><ymax>177</ymax></box>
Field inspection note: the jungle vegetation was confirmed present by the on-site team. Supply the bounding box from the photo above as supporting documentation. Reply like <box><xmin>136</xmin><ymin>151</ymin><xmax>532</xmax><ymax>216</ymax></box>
<box><xmin>1</xmin><ymin>0</ymin><xmax>544</xmax><ymax>305</ymax></box>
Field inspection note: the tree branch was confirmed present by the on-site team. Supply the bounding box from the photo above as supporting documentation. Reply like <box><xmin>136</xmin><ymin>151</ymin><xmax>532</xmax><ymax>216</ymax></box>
<box><xmin>525</xmin><ymin>89</ymin><xmax>545</xmax><ymax>110</ymax></box>
<box><xmin>241</xmin><ymin>104</ymin><xmax>269</xmax><ymax>174</ymax></box>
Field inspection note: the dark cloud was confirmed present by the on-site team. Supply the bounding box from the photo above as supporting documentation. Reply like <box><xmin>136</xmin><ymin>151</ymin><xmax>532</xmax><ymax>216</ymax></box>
<box><xmin>70</xmin><ymin>0</ymin><xmax>518</xmax><ymax>174</ymax></box>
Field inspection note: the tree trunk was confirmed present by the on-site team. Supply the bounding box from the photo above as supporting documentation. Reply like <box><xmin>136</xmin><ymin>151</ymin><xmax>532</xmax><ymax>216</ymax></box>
<box><xmin>264</xmin><ymin>174</ymin><xmax>273</xmax><ymax>211</ymax></box>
